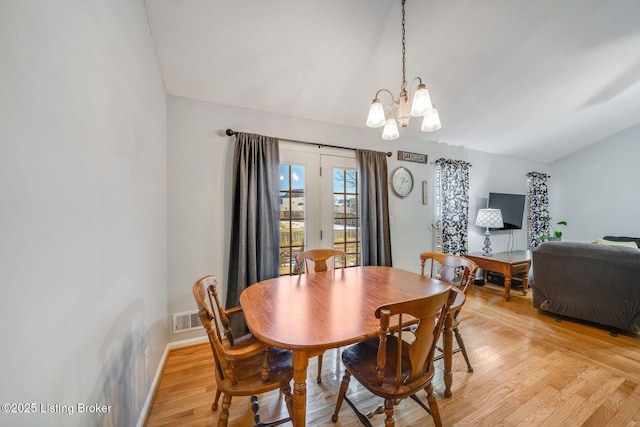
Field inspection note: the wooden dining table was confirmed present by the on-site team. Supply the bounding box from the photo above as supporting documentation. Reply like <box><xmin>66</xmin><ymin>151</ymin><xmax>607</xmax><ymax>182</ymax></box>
<box><xmin>239</xmin><ymin>265</ymin><xmax>465</xmax><ymax>426</ymax></box>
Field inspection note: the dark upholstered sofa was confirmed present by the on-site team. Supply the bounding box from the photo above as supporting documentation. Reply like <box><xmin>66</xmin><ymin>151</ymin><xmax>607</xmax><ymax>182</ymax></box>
<box><xmin>530</xmin><ymin>241</ymin><xmax>640</xmax><ymax>333</ymax></box>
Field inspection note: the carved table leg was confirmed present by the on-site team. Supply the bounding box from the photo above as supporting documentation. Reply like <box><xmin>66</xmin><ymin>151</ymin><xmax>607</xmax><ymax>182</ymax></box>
<box><xmin>291</xmin><ymin>350</ymin><xmax>308</xmax><ymax>427</ymax></box>
<box><xmin>504</xmin><ymin>274</ymin><xmax>512</xmax><ymax>301</ymax></box>
<box><xmin>443</xmin><ymin>314</ymin><xmax>454</xmax><ymax>398</ymax></box>
<box><xmin>522</xmin><ymin>272</ymin><xmax>529</xmax><ymax>296</ymax></box>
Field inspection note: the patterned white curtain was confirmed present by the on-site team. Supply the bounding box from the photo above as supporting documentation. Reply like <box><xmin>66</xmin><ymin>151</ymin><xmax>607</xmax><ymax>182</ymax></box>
<box><xmin>434</xmin><ymin>159</ymin><xmax>472</xmax><ymax>255</ymax></box>
<box><xmin>527</xmin><ymin>172</ymin><xmax>550</xmax><ymax>250</ymax></box>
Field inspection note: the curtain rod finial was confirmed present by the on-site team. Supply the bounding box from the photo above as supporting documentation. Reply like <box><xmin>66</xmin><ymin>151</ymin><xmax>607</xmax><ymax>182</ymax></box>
<box><xmin>225</xmin><ymin>129</ymin><xmax>235</xmax><ymax>136</ymax></box>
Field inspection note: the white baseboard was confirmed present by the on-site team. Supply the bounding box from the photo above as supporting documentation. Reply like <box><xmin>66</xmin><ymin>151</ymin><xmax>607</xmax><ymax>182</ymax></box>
<box><xmin>136</xmin><ymin>335</ymin><xmax>209</xmax><ymax>427</ymax></box>
<box><xmin>167</xmin><ymin>335</ymin><xmax>209</xmax><ymax>350</ymax></box>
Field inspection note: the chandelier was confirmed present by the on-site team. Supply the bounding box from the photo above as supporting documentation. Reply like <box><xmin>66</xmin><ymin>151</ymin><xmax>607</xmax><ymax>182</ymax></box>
<box><xmin>366</xmin><ymin>0</ymin><xmax>441</xmax><ymax>140</ymax></box>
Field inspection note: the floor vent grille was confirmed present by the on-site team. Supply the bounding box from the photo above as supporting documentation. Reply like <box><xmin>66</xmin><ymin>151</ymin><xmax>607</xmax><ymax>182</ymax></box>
<box><xmin>173</xmin><ymin>310</ymin><xmax>200</xmax><ymax>334</ymax></box>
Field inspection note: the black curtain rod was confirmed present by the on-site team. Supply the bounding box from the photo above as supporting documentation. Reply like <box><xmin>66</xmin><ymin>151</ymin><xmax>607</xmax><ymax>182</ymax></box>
<box><xmin>225</xmin><ymin>129</ymin><xmax>392</xmax><ymax>157</ymax></box>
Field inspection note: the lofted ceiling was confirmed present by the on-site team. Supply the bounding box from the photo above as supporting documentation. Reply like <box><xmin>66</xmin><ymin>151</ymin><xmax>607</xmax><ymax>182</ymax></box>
<box><xmin>145</xmin><ymin>0</ymin><xmax>640</xmax><ymax>164</ymax></box>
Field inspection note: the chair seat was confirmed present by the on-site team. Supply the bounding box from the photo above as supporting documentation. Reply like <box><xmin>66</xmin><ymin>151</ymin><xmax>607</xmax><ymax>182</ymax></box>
<box><xmin>214</xmin><ymin>347</ymin><xmax>293</xmax><ymax>396</ymax></box>
<box><xmin>342</xmin><ymin>336</ymin><xmax>434</xmax><ymax>400</ymax></box>
<box><xmin>221</xmin><ymin>333</ymin><xmax>267</xmax><ymax>353</ymax></box>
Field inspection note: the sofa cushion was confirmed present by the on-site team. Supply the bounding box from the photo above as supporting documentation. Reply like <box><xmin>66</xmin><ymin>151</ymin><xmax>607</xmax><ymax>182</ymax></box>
<box><xmin>596</xmin><ymin>238</ymin><xmax>639</xmax><ymax>248</ymax></box>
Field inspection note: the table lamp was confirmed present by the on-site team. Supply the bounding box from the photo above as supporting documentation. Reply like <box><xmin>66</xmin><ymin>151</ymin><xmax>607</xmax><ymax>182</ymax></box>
<box><xmin>475</xmin><ymin>208</ymin><xmax>504</xmax><ymax>256</ymax></box>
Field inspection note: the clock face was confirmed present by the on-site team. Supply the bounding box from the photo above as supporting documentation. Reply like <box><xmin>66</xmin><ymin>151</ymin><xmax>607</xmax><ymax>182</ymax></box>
<box><xmin>392</xmin><ymin>167</ymin><xmax>414</xmax><ymax>198</ymax></box>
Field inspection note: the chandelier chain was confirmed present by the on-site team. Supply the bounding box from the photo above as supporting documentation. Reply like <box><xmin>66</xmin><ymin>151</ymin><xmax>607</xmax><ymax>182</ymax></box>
<box><xmin>401</xmin><ymin>0</ymin><xmax>407</xmax><ymax>93</ymax></box>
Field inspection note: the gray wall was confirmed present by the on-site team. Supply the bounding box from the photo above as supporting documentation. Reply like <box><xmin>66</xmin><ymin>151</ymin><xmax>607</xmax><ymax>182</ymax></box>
<box><xmin>0</xmin><ymin>1</ymin><xmax>167</xmax><ymax>426</ymax></box>
<box><xmin>550</xmin><ymin>122</ymin><xmax>640</xmax><ymax>242</ymax></box>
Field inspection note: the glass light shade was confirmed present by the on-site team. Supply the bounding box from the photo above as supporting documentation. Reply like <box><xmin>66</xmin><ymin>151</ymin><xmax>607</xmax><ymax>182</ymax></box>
<box><xmin>410</xmin><ymin>85</ymin><xmax>433</xmax><ymax>117</ymax></box>
<box><xmin>475</xmin><ymin>209</ymin><xmax>504</xmax><ymax>228</ymax></box>
<box><xmin>382</xmin><ymin>118</ymin><xmax>400</xmax><ymax>140</ymax></box>
<box><xmin>397</xmin><ymin>91</ymin><xmax>410</xmax><ymax>128</ymax></box>
<box><xmin>366</xmin><ymin>100</ymin><xmax>386</xmax><ymax>128</ymax></box>
<box><xmin>421</xmin><ymin>106</ymin><xmax>441</xmax><ymax>132</ymax></box>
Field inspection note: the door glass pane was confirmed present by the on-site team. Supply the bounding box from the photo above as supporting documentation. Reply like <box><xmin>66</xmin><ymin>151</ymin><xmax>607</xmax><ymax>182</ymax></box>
<box><xmin>333</xmin><ymin>168</ymin><xmax>360</xmax><ymax>267</ymax></box>
<box><xmin>345</xmin><ymin>194</ymin><xmax>358</xmax><ymax>218</ymax></box>
<box><xmin>279</xmin><ymin>164</ymin><xmax>305</xmax><ymax>275</ymax></box>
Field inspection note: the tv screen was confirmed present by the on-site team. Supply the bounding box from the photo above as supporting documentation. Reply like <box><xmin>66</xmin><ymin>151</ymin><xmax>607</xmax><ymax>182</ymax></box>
<box><xmin>487</xmin><ymin>193</ymin><xmax>526</xmax><ymax>230</ymax></box>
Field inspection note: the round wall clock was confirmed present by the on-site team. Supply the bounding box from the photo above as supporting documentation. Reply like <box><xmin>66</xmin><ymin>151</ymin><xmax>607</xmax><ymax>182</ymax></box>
<box><xmin>391</xmin><ymin>166</ymin><xmax>414</xmax><ymax>198</ymax></box>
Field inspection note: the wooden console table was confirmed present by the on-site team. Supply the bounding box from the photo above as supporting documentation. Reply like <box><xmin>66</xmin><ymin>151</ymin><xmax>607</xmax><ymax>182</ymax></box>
<box><xmin>465</xmin><ymin>250</ymin><xmax>532</xmax><ymax>301</ymax></box>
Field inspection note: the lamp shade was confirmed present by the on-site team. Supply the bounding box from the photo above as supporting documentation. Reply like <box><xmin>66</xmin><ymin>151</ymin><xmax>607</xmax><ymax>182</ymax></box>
<box><xmin>382</xmin><ymin>118</ymin><xmax>400</xmax><ymax>140</ymax></box>
<box><xmin>410</xmin><ymin>84</ymin><xmax>433</xmax><ymax>117</ymax></box>
<box><xmin>421</xmin><ymin>106</ymin><xmax>441</xmax><ymax>131</ymax></box>
<box><xmin>366</xmin><ymin>99</ymin><xmax>386</xmax><ymax>128</ymax></box>
<box><xmin>475</xmin><ymin>209</ymin><xmax>504</xmax><ymax>229</ymax></box>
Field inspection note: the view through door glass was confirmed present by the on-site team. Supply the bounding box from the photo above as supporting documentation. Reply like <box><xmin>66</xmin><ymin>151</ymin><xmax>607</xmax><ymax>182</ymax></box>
<box><xmin>278</xmin><ymin>162</ymin><xmax>306</xmax><ymax>276</ymax></box>
<box><xmin>322</xmin><ymin>155</ymin><xmax>360</xmax><ymax>269</ymax></box>
<box><xmin>279</xmin><ymin>148</ymin><xmax>360</xmax><ymax>276</ymax></box>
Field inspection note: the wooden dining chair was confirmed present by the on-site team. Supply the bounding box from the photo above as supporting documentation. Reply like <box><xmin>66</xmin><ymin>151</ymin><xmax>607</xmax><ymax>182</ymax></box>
<box><xmin>193</xmin><ymin>276</ymin><xmax>293</xmax><ymax>426</ymax></box>
<box><xmin>295</xmin><ymin>248</ymin><xmax>347</xmax><ymax>383</ymax></box>
<box><xmin>331</xmin><ymin>287</ymin><xmax>457</xmax><ymax>427</ymax></box>
<box><xmin>420</xmin><ymin>252</ymin><xmax>479</xmax><ymax>372</ymax></box>
<box><xmin>296</xmin><ymin>248</ymin><xmax>347</xmax><ymax>274</ymax></box>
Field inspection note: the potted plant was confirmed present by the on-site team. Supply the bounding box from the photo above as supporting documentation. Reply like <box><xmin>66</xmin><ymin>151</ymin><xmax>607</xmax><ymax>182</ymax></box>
<box><xmin>541</xmin><ymin>216</ymin><xmax>567</xmax><ymax>241</ymax></box>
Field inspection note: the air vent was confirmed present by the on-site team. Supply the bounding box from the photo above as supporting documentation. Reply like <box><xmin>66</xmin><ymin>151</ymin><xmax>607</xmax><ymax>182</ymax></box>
<box><xmin>172</xmin><ymin>310</ymin><xmax>200</xmax><ymax>334</ymax></box>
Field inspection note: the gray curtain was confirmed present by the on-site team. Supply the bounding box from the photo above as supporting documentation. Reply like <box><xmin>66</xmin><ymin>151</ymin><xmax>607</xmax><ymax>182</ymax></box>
<box><xmin>527</xmin><ymin>172</ymin><xmax>550</xmax><ymax>250</ymax></box>
<box><xmin>434</xmin><ymin>158</ymin><xmax>472</xmax><ymax>255</ymax></box>
<box><xmin>357</xmin><ymin>149</ymin><xmax>392</xmax><ymax>266</ymax></box>
<box><xmin>226</xmin><ymin>132</ymin><xmax>280</xmax><ymax>334</ymax></box>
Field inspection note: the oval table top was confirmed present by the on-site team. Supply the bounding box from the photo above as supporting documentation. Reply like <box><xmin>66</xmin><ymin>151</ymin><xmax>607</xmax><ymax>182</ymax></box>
<box><xmin>240</xmin><ymin>265</ymin><xmax>462</xmax><ymax>352</ymax></box>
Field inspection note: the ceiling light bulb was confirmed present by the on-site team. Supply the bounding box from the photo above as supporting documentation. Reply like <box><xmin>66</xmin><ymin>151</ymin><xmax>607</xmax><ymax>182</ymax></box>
<box><xmin>366</xmin><ymin>99</ymin><xmax>386</xmax><ymax>128</ymax></box>
<box><xmin>421</xmin><ymin>106</ymin><xmax>441</xmax><ymax>132</ymax></box>
<box><xmin>382</xmin><ymin>118</ymin><xmax>400</xmax><ymax>140</ymax></box>
<box><xmin>410</xmin><ymin>84</ymin><xmax>433</xmax><ymax>117</ymax></box>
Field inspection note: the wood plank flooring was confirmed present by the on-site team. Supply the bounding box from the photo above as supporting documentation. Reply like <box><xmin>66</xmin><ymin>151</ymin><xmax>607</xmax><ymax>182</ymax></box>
<box><xmin>145</xmin><ymin>283</ymin><xmax>640</xmax><ymax>426</ymax></box>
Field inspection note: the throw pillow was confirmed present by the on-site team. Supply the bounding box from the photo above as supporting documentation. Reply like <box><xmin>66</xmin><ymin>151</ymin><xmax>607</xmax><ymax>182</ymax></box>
<box><xmin>596</xmin><ymin>238</ymin><xmax>639</xmax><ymax>248</ymax></box>
<box><xmin>603</xmin><ymin>235</ymin><xmax>640</xmax><ymax>248</ymax></box>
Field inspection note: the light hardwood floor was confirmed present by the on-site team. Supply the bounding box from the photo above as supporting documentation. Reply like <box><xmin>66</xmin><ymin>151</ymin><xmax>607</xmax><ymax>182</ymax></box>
<box><xmin>145</xmin><ymin>283</ymin><xmax>640</xmax><ymax>426</ymax></box>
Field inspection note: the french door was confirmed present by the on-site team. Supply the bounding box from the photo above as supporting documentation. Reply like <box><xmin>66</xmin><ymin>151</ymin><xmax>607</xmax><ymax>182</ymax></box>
<box><xmin>278</xmin><ymin>145</ymin><xmax>360</xmax><ymax>275</ymax></box>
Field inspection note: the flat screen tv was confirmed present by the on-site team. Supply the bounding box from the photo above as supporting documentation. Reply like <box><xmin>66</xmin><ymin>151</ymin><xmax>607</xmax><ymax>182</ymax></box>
<box><xmin>487</xmin><ymin>192</ymin><xmax>526</xmax><ymax>230</ymax></box>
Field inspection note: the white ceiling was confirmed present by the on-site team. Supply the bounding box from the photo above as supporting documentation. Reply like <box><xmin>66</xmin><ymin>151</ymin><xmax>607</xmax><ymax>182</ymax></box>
<box><xmin>145</xmin><ymin>0</ymin><xmax>640</xmax><ymax>164</ymax></box>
